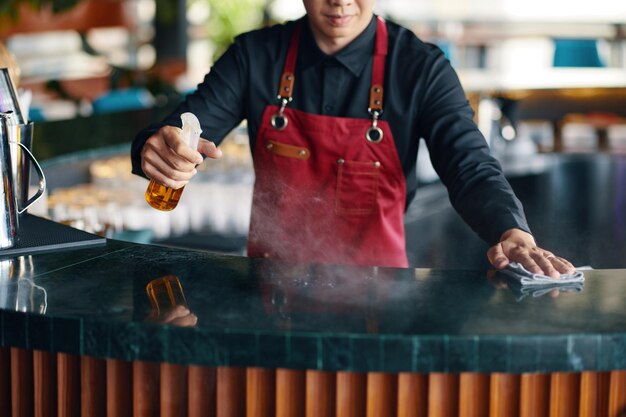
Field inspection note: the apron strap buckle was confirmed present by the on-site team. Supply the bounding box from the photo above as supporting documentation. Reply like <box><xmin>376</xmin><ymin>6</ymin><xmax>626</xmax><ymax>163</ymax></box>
<box><xmin>271</xmin><ymin>97</ymin><xmax>291</xmax><ymax>130</ymax></box>
<box><xmin>366</xmin><ymin>109</ymin><xmax>384</xmax><ymax>143</ymax></box>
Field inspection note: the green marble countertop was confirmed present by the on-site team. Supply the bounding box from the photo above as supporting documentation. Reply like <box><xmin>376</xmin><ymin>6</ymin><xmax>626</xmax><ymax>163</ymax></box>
<box><xmin>0</xmin><ymin>238</ymin><xmax>625</xmax><ymax>373</ymax></box>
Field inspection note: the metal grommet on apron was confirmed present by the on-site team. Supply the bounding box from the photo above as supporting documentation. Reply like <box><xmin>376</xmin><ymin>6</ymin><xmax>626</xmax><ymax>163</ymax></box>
<box><xmin>366</xmin><ymin>108</ymin><xmax>383</xmax><ymax>143</ymax></box>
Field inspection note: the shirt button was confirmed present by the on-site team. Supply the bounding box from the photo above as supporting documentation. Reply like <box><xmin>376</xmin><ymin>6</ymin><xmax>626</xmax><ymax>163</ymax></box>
<box><xmin>324</xmin><ymin>105</ymin><xmax>334</xmax><ymax>112</ymax></box>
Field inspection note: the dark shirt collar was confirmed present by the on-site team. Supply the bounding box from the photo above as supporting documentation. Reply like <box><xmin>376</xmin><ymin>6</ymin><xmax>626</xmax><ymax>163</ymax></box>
<box><xmin>299</xmin><ymin>15</ymin><xmax>377</xmax><ymax>76</ymax></box>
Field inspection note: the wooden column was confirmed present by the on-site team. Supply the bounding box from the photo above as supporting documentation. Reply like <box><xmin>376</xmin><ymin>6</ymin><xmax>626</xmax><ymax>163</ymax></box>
<box><xmin>579</xmin><ymin>372</ymin><xmax>610</xmax><ymax>417</ymax></box>
<box><xmin>336</xmin><ymin>372</ymin><xmax>366</xmax><ymax>417</ymax></box>
<box><xmin>57</xmin><ymin>353</ymin><xmax>79</xmax><ymax>417</ymax></box>
<box><xmin>33</xmin><ymin>350</ymin><xmax>56</xmax><ymax>417</ymax></box>
<box><xmin>188</xmin><ymin>366</ymin><xmax>216</xmax><ymax>417</ymax></box>
<box><xmin>106</xmin><ymin>359</ymin><xmax>132</xmax><ymax>417</ymax></box>
<box><xmin>549</xmin><ymin>372</ymin><xmax>580</xmax><ymax>417</ymax></box>
<box><xmin>397</xmin><ymin>373</ymin><xmax>428</xmax><ymax>417</ymax></box>
<box><xmin>276</xmin><ymin>369</ymin><xmax>305</xmax><ymax>417</ymax></box>
<box><xmin>520</xmin><ymin>373</ymin><xmax>549</xmax><ymax>417</ymax></box>
<box><xmin>428</xmin><ymin>373</ymin><xmax>459</xmax><ymax>417</ymax></box>
<box><xmin>0</xmin><ymin>348</ymin><xmax>11</xmax><ymax>417</ymax></box>
<box><xmin>608</xmin><ymin>371</ymin><xmax>626</xmax><ymax>417</ymax></box>
<box><xmin>216</xmin><ymin>367</ymin><xmax>246</xmax><ymax>417</ymax></box>
<box><xmin>246</xmin><ymin>367</ymin><xmax>275</xmax><ymax>417</ymax></box>
<box><xmin>133</xmin><ymin>361</ymin><xmax>160</xmax><ymax>417</ymax></box>
<box><xmin>11</xmin><ymin>348</ymin><xmax>34</xmax><ymax>417</ymax></box>
<box><xmin>459</xmin><ymin>373</ymin><xmax>489</xmax><ymax>417</ymax></box>
<box><xmin>489</xmin><ymin>373</ymin><xmax>520</xmax><ymax>417</ymax></box>
<box><xmin>80</xmin><ymin>356</ymin><xmax>105</xmax><ymax>417</ymax></box>
<box><xmin>161</xmin><ymin>363</ymin><xmax>187</xmax><ymax>417</ymax></box>
<box><xmin>306</xmin><ymin>370</ymin><xmax>335</xmax><ymax>417</ymax></box>
<box><xmin>366</xmin><ymin>372</ymin><xmax>397</xmax><ymax>417</ymax></box>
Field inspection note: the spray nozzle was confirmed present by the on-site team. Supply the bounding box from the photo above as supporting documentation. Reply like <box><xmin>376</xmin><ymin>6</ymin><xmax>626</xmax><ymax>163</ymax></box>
<box><xmin>181</xmin><ymin>112</ymin><xmax>202</xmax><ymax>151</ymax></box>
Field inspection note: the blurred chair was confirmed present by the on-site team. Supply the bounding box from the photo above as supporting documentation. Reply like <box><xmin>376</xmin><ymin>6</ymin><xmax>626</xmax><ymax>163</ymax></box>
<box><xmin>553</xmin><ymin>38</ymin><xmax>604</xmax><ymax>67</ymax></box>
<box><xmin>92</xmin><ymin>87</ymin><xmax>154</xmax><ymax>114</ymax></box>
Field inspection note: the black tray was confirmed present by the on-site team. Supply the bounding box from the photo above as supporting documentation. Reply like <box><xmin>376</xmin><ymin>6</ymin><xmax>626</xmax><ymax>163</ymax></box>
<box><xmin>0</xmin><ymin>214</ymin><xmax>106</xmax><ymax>257</ymax></box>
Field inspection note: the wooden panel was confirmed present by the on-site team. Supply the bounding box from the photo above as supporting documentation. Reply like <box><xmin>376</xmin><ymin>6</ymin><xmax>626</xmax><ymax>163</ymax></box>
<box><xmin>133</xmin><ymin>361</ymin><xmax>159</xmax><ymax>417</ymax></box>
<box><xmin>579</xmin><ymin>372</ymin><xmax>610</xmax><ymax>417</ymax></box>
<box><xmin>80</xmin><ymin>356</ymin><xmax>105</xmax><ymax>417</ymax></box>
<box><xmin>489</xmin><ymin>373</ymin><xmax>520</xmax><ymax>417</ymax></box>
<box><xmin>33</xmin><ymin>350</ymin><xmax>56</xmax><ymax>417</ymax></box>
<box><xmin>0</xmin><ymin>348</ymin><xmax>11</xmax><ymax>417</ymax></box>
<box><xmin>520</xmin><ymin>373</ymin><xmax>549</xmax><ymax>417</ymax></box>
<box><xmin>276</xmin><ymin>369</ymin><xmax>305</xmax><ymax>417</ymax></box>
<box><xmin>306</xmin><ymin>370</ymin><xmax>335</xmax><ymax>417</ymax></box>
<box><xmin>366</xmin><ymin>372</ymin><xmax>396</xmax><ymax>417</ymax></box>
<box><xmin>106</xmin><ymin>359</ymin><xmax>132</xmax><ymax>417</ymax></box>
<box><xmin>188</xmin><ymin>366</ymin><xmax>216</xmax><ymax>417</ymax></box>
<box><xmin>11</xmin><ymin>348</ymin><xmax>34</xmax><ymax>417</ymax></box>
<box><xmin>608</xmin><ymin>371</ymin><xmax>626</xmax><ymax>417</ymax></box>
<box><xmin>428</xmin><ymin>373</ymin><xmax>459</xmax><ymax>417</ymax></box>
<box><xmin>459</xmin><ymin>373</ymin><xmax>489</xmax><ymax>417</ymax></box>
<box><xmin>161</xmin><ymin>363</ymin><xmax>187</xmax><ymax>417</ymax></box>
<box><xmin>246</xmin><ymin>368</ymin><xmax>275</xmax><ymax>417</ymax></box>
<box><xmin>57</xmin><ymin>353</ymin><xmax>79</xmax><ymax>417</ymax></box>
<box><xmin>336</xmin><ymin>371</ymin><xmax>366</xmax><ymax>417</ymax></box>
<box><xmin>216</xmin><ymin>367</ymin><xmax>246</xmax><ymax>417</ymax></box>
<box><xmin>397</xmin><ymin>373</ymin><xmax>428</xmax><ymax>417</ymax></box>
<box><xmin>549</xmin><ymin>372</ymin><xmax>580</xmax><ymax>417</ymax></box>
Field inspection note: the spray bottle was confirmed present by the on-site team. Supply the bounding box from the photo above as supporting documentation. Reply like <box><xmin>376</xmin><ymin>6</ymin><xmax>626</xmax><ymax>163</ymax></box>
<box><xmin>145</xmin><ymin>112</ymin><xmax>202</xmax><ymax>211</ymax></box>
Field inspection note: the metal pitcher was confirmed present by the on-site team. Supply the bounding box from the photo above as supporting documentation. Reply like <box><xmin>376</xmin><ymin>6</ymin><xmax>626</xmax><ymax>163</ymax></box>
<box><xmin>0</xmin><ymin>112</ymin><xmax>46</xmax><ymax>249</ymax></box>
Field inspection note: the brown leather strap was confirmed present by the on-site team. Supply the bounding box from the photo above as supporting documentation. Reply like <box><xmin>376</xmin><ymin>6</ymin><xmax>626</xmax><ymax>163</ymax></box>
<box><xmin>265</xmin><ymin>140</ymin><xmax>310</xmax><ymax>160</ymax></box>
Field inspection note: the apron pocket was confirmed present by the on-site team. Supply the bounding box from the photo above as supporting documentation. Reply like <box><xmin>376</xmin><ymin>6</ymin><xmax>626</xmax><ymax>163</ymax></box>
<box><xmin>264</xmin><ymin>140</ymin><xmax>310</xmax><ymax>160</ymax></box>
<box><xmin>336</xmin><ymin>160</ymin><xmax>380</xmax><ymax>215</ymax></box>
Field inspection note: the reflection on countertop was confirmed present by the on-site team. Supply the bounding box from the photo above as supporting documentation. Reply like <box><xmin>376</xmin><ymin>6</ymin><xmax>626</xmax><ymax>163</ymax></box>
<box><xmin>0</xmin><ymin>239</ymin><xmax>624</xmax><ymax>373</ymax></box>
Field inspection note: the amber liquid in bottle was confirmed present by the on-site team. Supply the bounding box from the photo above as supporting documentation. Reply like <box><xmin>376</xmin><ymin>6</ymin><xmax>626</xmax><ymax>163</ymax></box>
<box><xmin>145</xmin><ymin>179</ymin><xmax>185</xmax><ymax>211</ymax></box>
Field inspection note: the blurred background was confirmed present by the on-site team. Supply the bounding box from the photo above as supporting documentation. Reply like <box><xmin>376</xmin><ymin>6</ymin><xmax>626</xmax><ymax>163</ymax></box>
<box><xmin>1</xmin><ymin>0</ymin><xmax>625</xmax><ymax>267</ymax></box>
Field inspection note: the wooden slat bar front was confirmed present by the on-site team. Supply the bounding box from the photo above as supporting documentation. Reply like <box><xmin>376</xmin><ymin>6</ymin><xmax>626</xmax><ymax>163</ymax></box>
<box><xmin>11</xmin><ymin>347</ymin><xmax>34</xmax><ymax>417</ymax></box>
<box><xmin>397</xmin><ymin>373</ymin><xmax>428</xmax><ymax>417</ymax></box>
<box><xmin>106</xmin><ymin>359</ymin><xmax>132</xmax><ymax>417</ymax></box>
<box><xmin>336</xmin><ymin>371</ymin><xmax>366</xmax><ymax>417</ymax></box>
<box><xmin>3</xmin><ymin>351</ymin><xmax>626</xmax><ymax>417</ymax></box>
<box><xmin>306</xmin><ymin>370</ymin><xmax>335</xmax><ymax>417</ymax></box>
<box><xmin>133</xmin><ymin>361</ymin><xmax>159</xmax><ymax>417</ymax></box>
<box><xmin>459</xmin><ymin>373</ymin><xmax>489</xmax><ymax>417</ymax></box>
<box><xmin>188</xmin><ymin>366</ymin><xmax>216</xmax><ymax>417</ymax></box>
<box><xmin>275</xmin><ymin>369</ymin><xmax>304</xmax><ymax>417</ymax></box>
<box><xmin>520</xmin><ymin>373</ymin><xmax>549</xmax><ymax>417</ymax></box>
<box><xmin>57</xmin><ymin>353</ymin><xmax>79</xmax><ymax>417</ymax></box>
<box><xmin>489</xmin><ymin>373</ymin><xmax>520</xmax><ymax>417</ymax></box>
<box><xmin>80</xmin><ymin>356</ymin><xmax>105</xmax><ymax>417</ymax></box>
<box><xmin>0</xmin><ymin>348</ymin><xmax>10</xmax><ymax>417</ymax></box>
<box><xmin>246</xmin><ymin>367</ymin><xmax>275</xmax><ymax>417</ymax></box>
<box><xmin>366</xmin><ymin>372</ymin><xmax>396</xmax><ymax>417</ymax></box>
<box><xmin>33</xmin><ymin>350</ymin><xmax>56</xmax><ymax>417</ymax></box>
<box><xmin>549</xmin><ymin>372</ymin><xmax>581</xmax><ymax>417</ymax></box>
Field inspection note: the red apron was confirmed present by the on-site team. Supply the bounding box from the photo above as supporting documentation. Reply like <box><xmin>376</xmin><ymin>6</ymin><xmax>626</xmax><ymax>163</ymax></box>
<box><xmin>247</xmin><ymin>17</ymin><xmax>408</xmax><ymax>268</ymax></box>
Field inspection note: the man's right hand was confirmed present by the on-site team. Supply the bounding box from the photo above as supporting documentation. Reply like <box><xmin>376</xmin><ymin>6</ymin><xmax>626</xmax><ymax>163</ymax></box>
<box><xmin>140</xmin><ymin>125</ymin><xmax>223</xmax><ymax>189</ymax></box>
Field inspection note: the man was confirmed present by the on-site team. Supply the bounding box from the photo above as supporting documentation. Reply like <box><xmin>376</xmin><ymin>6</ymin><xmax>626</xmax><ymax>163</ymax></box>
<box><xmin>132</xmin><ymin>0</ymin><xmax>575</xmax><ymax>277</ymax></box>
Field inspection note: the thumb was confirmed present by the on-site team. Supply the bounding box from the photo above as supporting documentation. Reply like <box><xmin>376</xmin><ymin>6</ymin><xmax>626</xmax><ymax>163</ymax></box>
<box><xmin>197</xmin><ymin>138</ymin><xmax>223</xmax><ymax>159</ymax></box>
<box><xmin>487</xmin><ymin>243</ymin><xmax>509</xmax><ymax>270</ymax></box>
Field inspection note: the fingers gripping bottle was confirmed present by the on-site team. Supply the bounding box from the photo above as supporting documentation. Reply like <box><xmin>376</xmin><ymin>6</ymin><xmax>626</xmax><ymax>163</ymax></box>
<box><xmin>145</xmin><ymin>112</ymin><xmax>202</xmax><ymax>211</ymax></box>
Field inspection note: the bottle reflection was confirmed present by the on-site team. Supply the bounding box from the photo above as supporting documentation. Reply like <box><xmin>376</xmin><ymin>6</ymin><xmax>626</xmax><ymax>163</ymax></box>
<box><xmin>145</xmin><ymin>275</ymin><xmax>197</xmax><ymax>327</ymax></box>
<box><xmin>0</xmin><ymin>256</ymin><xmax>46</xmax><ymax>314</ymax></box>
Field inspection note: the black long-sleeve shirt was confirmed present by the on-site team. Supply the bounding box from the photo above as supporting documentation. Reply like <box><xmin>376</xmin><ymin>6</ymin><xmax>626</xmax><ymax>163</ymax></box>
<box><xmin>132</xmin><ymin>15</ymin><xmax>530</xmax><ymax>246</ymax></box>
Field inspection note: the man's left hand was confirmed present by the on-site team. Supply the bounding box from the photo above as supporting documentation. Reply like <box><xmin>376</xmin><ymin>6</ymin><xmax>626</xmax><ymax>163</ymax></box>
<box><xmin>487</xmin><ymin>228</ymin><xmax>576</xmax><ymax>278</ymax></box>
